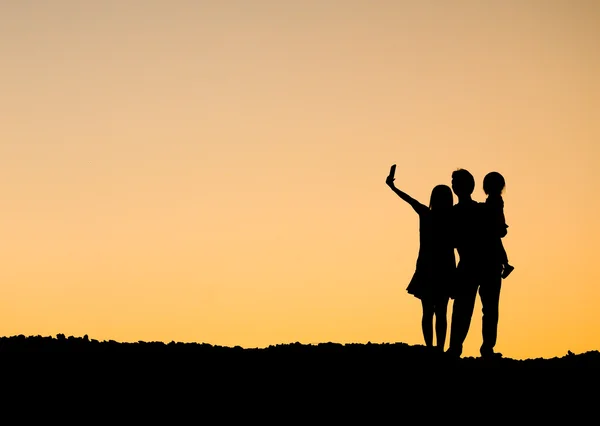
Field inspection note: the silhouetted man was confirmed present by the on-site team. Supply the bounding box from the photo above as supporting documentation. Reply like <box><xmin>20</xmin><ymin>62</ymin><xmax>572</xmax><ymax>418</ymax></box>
<box><xmin>446</xmin><ymin>168</ymin><xmax>504</xmax><ymax>359</ymax></box>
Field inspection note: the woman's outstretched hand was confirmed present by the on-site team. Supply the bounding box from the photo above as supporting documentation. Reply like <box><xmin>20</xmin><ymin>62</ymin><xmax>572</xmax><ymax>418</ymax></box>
<box><xmin>386</xmin><ymin>164</ymin><xmax>396</xmax><ymax>187</ymax></box>
<box><xmin>386</xmin><ymin>174</ymin><xmax>395</xmax><ymax>187</ymax></box>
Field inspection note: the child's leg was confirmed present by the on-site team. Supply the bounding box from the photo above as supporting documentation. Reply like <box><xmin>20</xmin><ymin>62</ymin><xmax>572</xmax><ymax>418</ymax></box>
<box><xmin>502</xmin><ymin>263</ymin><xmax>514</xmax><ymax>278</ymax></box>
<box><xmin>499</xmin><ymin>240</ymin><xmax>514</xmax><ymax>278</ymax></box>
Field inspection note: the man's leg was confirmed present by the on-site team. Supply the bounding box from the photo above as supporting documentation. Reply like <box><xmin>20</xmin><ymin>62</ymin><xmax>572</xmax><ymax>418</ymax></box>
<box><xmin>447</xmin><ymin>281</ymin><xmax>478</xmax><ymax>357</ymax></box>
<box><xmin>479</xmin><ymin>267</ymin><xmax>502</xmax><ymax>357</ymax></box>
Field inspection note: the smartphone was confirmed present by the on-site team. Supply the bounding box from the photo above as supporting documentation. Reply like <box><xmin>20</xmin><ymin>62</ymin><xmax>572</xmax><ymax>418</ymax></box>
<box><xmin>389</xmin><ymin>164</ymin><xmax>396</xmax><ymax>178</ymax></box>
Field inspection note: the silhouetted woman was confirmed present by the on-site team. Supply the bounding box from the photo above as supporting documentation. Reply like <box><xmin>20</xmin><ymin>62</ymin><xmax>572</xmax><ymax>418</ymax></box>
<box><xmin>386</xmin><ymin>165</ymin><xmax>456</xmax><ymax>352</ymax></box>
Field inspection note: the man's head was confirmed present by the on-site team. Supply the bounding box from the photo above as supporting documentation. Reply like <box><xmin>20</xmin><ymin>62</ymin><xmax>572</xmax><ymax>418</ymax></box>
<box><xmin>451</xmin><ymin>168</ymin><xmax>475</xmax><ymax>198</ymax></box>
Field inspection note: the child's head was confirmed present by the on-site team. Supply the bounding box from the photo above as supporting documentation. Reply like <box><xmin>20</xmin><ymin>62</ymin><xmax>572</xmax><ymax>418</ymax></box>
<box><xmin>483</xmin><ymin>171</ymin><xmax>506</xmax><ymax>196</ymax></box>
<box><xmin>429</xmin><ymin>184</ymin><xmax>454</xmax><ymax>210</ymax></box>
<box><xmin>451</xmin><ymin>168</ymin><xmax>475</xmax><ymax>197</ymax></box>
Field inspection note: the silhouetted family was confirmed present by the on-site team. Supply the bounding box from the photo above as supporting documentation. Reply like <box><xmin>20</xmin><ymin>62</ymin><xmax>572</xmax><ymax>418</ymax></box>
<box><xmin>386</xmin><ymin>166</ymin><xmax>513</xmax><ymax>359</ymax></box>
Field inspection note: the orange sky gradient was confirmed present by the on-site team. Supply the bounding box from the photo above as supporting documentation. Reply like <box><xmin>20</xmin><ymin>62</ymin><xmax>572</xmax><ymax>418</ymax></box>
<box><xmin>1</xmin><ymin>1</ymin><xmax>599</xmax><ymax>359</ymax></box>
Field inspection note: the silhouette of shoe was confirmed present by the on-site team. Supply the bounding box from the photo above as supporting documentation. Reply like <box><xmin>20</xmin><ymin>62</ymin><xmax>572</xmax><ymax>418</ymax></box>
<box><xmin>501</xmin><ymin>264</ymin><xmax>514</xmax><ymax>279</ymax></box>
<box><xmin>445</xmin><ymin>347</ymin><xmax>461</xmax><ymax>359</ymax></box>
<box><xmin>480</xmin><ymin>350</ymin><xmax>503</xmax><ymax>359</ymax></box>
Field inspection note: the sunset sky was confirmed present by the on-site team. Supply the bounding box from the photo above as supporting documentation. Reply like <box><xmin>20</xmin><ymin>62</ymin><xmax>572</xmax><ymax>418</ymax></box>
<box><xmin>1</xmin><ymin>1</ymin><xmax>598</xmax><ymax>359</ymax></box>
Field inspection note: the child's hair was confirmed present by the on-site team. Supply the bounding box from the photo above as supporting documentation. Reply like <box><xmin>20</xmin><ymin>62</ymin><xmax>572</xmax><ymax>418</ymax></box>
<box><xmin>483</xmin><ymin>171</ymin><xmax>506</xmax><ymax>195</ymax></box>
<box><xmin>429</xmin><ymin>184</ymin><xmax>453</xmax><ymax>210</ymax></box>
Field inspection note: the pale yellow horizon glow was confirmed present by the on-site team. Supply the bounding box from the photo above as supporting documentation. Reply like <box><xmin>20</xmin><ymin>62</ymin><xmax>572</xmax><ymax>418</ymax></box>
<box><xmin>1</xmin><ymin>1</ymin><xmax>599</xmax><ymax>359</ymax></box>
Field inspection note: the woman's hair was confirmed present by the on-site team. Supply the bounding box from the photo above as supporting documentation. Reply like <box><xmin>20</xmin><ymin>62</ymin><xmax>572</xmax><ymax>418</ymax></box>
<box><xmin>429</xmin><ymin>184</ymin><xmax>454</xmax><ymax>210</ymax></box>
<box><xmin>483</xmin><ymin>171</ymin><xmax>506</xmax><ymax>195</ymax></box>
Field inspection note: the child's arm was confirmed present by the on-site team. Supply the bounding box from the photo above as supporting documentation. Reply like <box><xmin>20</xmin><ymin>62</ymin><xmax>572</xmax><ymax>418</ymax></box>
<box><xmin>499</xmin><ymin>205</ymin><xmax>508</xmax><ymax>238</ymax></box>
<box><xmin>499</xmin><ymin>218</ymin><xmax>508</xmax><ymax>238</ymax></box>
<box><xmin>492</xmin><ymin>210</ymin><xmax>508</xmax><ymax>238</ymax></box>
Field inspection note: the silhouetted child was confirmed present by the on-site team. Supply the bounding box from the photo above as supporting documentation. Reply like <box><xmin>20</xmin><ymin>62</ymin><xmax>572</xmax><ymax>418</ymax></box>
<box><xmin>483</xmin><ymin>171</ymin><xmax>514</xmax><ymax>279</ymax></box>
<box><xmin>386</xmin><ymin>164</ymin><xmax>456</xmax><ymax>352</ymax></box>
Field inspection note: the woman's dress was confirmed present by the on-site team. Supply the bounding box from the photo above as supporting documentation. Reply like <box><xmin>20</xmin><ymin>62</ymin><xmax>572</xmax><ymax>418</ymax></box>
<box><xmin>406</xmin><ymin>206</ymin><xmax>456</xmax><ymax>301</ymax></box>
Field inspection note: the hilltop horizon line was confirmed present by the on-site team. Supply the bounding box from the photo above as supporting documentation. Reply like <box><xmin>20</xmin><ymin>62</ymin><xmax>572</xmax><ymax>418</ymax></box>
<box><xmin>1</xmin><ymin>333</ymin><xmax>597</xmax><ymax>363</ymax></box>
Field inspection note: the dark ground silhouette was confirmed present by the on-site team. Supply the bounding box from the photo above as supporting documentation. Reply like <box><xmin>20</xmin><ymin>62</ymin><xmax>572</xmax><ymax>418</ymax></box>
<box><xmin>2</xmin><ymin>334</ymin><xmax>598</xmax><ymax>368</ymax></box>
<box><xmin>4</xmin><ymin>334</ymin><xmax>597</xmax><ymax>419</ymax></box>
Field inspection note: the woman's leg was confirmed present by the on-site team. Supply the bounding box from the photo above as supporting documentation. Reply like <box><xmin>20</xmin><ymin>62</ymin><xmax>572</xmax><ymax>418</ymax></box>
<box><xmin>421</xmin><ymin>299</ymin><xmax>434</xmax><ymax>347</ymax></box>
<box><xmin>434</xmin><ymin>297</ymin><xmax>449</xmax><ymax>351</ymax></box>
